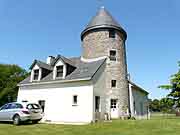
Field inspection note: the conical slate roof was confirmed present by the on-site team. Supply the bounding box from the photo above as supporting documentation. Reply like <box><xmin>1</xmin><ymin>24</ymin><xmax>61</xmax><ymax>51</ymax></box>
<box><xmin>81</xmin><ymin>7</ymin><xmax>127</xmax><ymax>40</ymax></box>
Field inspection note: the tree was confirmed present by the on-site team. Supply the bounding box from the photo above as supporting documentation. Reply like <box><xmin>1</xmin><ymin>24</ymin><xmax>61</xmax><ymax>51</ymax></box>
<box><xmin>149</xmin><ymin>99</ymin><xmax>161</xmax><ymax>112</ymax></box>
<box><xmin>159</xmin><ymin>98</ymin><xmax>174</xmax><ymax>113</ymax></box>
<box><xmin>0</xmin><ymin>64</ymin><xmax>28</xmax><ymax>106</ymax></box>
<box><xmin>159</xmin><ymin>62</ymin><xmax>180</xmax><ymax>107</ymax></box>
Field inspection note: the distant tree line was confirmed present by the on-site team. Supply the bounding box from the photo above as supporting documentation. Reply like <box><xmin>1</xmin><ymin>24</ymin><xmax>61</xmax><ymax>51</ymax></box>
<box><xmin>0</xmin><ymin>64</ymin><xmax>28</xmax><ymax>106</ymax></box>
<box><xmin>149</xmin><ymin>98</ymin><xmax>175</xmax><ymax>113</ymax></box>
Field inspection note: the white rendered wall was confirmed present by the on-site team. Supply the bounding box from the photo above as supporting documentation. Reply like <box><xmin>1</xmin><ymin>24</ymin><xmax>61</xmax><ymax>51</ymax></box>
<box><xmin>92</xmin><ymin>61</ymin><xmax>106</xmax><ymax>120</ymax></box>
<box><xmin>130</xmin><ymin>85</ymin><xmax>149</xmax><ymax>119</ymax></box>
<box><xmin>18</xmin><ymin>81</ymin><xmax>94</xmax><ymax>124</ymax></box>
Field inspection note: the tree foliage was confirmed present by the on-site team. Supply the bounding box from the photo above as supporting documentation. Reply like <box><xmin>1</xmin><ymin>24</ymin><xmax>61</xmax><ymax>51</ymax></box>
<box><xmin>149</xmin><ymin>98</ymin><xmax>174</xmax><ymax>113</ymax></box>
<box><xmin>149</xmin><ymin>99</ymin><xmax>161</xmax><ymax>112</ymax></box>
<box><xmin>0</xmin><ymin>64</ymin><xmax>28</xmax><ymax>106</ymax></box>
<box><xmin>159</xmin><ymin>62</ymin><xmax>180</xmax><ymax>106</ymax></box>
<box><xmin>159</xmin><ymin>98</ymin><xmax>175</xmax><ymax>113</ymax></box>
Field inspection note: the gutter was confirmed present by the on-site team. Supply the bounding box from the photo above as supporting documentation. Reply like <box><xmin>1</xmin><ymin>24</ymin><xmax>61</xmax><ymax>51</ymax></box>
<box><xmin>18</xmin><ymin>77</ymin><xmax>92</xmax><ymax>87</ymax></box>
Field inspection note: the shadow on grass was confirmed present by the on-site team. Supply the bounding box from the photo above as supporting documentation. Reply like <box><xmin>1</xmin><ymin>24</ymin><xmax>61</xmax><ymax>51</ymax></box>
<box><xmin>0</xmin><ymin>121</ymin><xmax>42</xmax><ymax>126</ymax></box>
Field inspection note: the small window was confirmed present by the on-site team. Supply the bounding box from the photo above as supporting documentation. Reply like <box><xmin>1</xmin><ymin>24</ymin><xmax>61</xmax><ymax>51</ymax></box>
<box><xmin>111</xmin><ymin>99</ymin><xmax>117</xmax><ymax>109</ymax></box>
<box><xmin>111</xmin><ymin>80</ymin><xmax>116</xmax><ymax>88</ymax></box>
<box><xmin>109</xmin><ymin>30</ymin><xmax>116</xmax><ymax>38</ymax></box>
<box><xmin>15</xmin><ymin>103</ymin><xmax>24</xmax><ymax>109</ymax></box>
<box><xmin>56</xmin><ymin>66</ymin><xmax>63</xmax><ymax>77</ymax></box>
<box><xmin>73</xmin><ymin>95</ymin><xmax>78</xmax><ymax>105</ymax></box>
<box><xmin>33</xmin><ymin>69</ymin><xmax>39</xmax><ymax>80</ymax></box>
<box><xmin>140</xmin><ymin>102</ymin><xmax>144</xmax><ymax>115</ymax></box>
<box><xmin>109</xmin><ymin>50</ymin><xmax>116</xmax><ymax>61</ymax></box>
<box><xmin>95</xmin><ymin>96</ymin><xmax>100</xmax><ymax>112</ymax></box>
<box><xmin>133</xmin><ymin>101</ymin><xmax>136</xmax><ymax>113</ymax></box>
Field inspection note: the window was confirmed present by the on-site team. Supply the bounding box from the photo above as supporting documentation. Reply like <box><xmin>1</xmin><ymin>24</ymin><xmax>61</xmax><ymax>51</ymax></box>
<box><xmin>8</xmin><ymin>103</ymin><xmax>23</xmax><ymax>109</ymax></box>
<box><xmin>0</xmin><ymin>104</ymin><xmax>9</xmax><ymax>110</ymax></box>
<box><xmin>15</xmin><ymin>103</ymin><xmax>23</xmax><ymax>109</ymax></box>
<box><xmin>109</xmin><ymin>50</ymin><xmax>116</xmax><ymax>61</ymax></box>
<box><xmin>73</xmin><ymin>95</ymin><xmax>78</xmax><ymax>105</ymax></box>
<box><xmin>111</xmin><ymin>99</ymin><xmax>117</xmax><ymax>109</ymax></box>
<box><xmin>26</xmin><ymin>104</ymin><xmax>41</xmax><ymax>110</ymax></box>
<box><xmin>56</xmin><ymin>66</ymin><xmax>63</xmax><ymax>77</ymax></box>
<box><xmin>133</xmin><ymin>101</ymin><xmax>136</xmax><ymax>113</ymax></box>
<box><xmin>33</xmin><ymin>69</ymin><xmax>39</xmax><ymax>80</ymax></box>
<box><xmin>111</xmin><ymin>80</ymin><xmax>116</xmax><ymax>88</ymax></box>
<box><xmin>140</xmin><ymin>102</ymin><xmax>144</xmax><ymax>115</ymax></box>
<box><xmin>109</xmin><ymin>30</ymin><xmax>116</xmax><ymax>38</ymax></box>
<box><xmin>95</xmin><ymin>96</ymin><xmax>100</xmax><ymax>112</ymax></box>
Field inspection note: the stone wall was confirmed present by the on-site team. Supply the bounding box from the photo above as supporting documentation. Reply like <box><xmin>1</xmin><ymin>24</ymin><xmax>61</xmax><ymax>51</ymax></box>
<box><xmin>82</xmin><ymin>29</ymin><xmax>129</xmax><ymax>117</ymax></box>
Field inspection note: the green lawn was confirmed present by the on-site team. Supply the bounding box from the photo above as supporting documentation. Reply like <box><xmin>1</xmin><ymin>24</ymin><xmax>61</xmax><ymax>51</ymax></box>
<box><xmin>0</xmin><ymin>116</ymin><xmax>180</xmax><ymax>135</ymax></box>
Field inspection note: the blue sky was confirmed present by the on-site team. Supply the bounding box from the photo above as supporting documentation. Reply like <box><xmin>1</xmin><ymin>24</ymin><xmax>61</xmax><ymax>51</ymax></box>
<box><xmin>0</xmin><ymin>0</ymin><xmax>179</xmax><ymax>99</ymax></box>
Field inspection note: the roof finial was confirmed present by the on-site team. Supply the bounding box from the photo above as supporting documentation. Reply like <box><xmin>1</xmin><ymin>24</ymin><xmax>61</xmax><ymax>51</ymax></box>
<box><xmin>97</xmin><ymin>0</ymin><xmax>104</xmax><ymax>9</ymax></box>
<box><xmin>101</xmin><ymin>6</ymin><xmax>105</xmax><ymax>9</ymax></box>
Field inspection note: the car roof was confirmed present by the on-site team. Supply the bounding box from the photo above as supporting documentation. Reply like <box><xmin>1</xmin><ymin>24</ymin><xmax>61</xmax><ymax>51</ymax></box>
<box><xmin>7</xmin><ymin>102</ymin><xmax>38</xmax><ymax>107</ymax></box>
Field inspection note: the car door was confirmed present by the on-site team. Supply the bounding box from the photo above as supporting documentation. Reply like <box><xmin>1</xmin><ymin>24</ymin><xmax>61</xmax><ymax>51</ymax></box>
<box><xmin>5</xmin><ymin>103</ymin><xmax>16</xmax><ymax>121</ymax></box>
<box><xmin>0</xmin><ymin>104</ymin><xmax>9</xmax><ymax>121</ymax></box>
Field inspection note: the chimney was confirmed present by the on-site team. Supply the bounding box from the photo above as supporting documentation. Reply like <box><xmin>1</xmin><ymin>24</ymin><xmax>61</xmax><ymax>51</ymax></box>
<box><xmin>47</xmin><ymin>56</ymin><xmax>55</xmax><ymax>65</ymax></box>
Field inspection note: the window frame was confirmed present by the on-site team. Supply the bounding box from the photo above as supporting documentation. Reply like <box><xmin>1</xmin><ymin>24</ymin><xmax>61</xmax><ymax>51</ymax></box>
<box><xmin>95</xmin><ymin>96</ymin><xmax>100</xmax><ymax>112</ymax></box>
<box><xmin>56</xmin><ymin>65</ymin><xmax>64</xmax><ymax>78</ymax></box>
<box><xmin>110</xmin><ymin>99</ymin><xmax>117</xmax><ymax>109</ymax></box>
<box><xmin>109</xmin><ymin>30</ymin><xmax>116</xmax><ymax>38</ymax></box>
<box><xmin>72</xmin><ymin>95</ymin><xmax>78</xmax><ymax>106</ymax></box>
<box><xmin>33</xmin><ymin>69</ymin><xmax>39</xmax><ymax>80</ymax></box>
<box><xmin>111</xmin><ymin>80</ymin><xmax>117</xmax><ymax>88</ymax></box>
<box><xmin>109</xmin><ymin>50</ymin><xmax>117</xmax><ymax>61</ymax></box>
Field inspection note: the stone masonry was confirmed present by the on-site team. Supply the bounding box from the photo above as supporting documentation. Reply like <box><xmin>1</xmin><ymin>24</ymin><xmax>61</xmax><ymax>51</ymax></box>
<box><xmin>81</xmin><ymin>29</ymin><xmax>129</xmax><ymax>117</ymax></box>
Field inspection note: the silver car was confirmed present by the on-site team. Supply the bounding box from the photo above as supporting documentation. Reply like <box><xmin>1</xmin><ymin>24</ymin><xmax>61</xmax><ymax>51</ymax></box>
<box><xmin>0</xmin><ymin>102</ymin><xmax>43</xmax><ymax>125</ymax></box>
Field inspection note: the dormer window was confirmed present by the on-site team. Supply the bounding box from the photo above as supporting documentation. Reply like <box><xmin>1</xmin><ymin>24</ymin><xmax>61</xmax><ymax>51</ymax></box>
<box><xmin>56</xmin><ymin>65</ymin><xmax>63</xmax><ymax>78</ymax></box>
<box><xmin>33</xmin><ymin>69</ymin><xmax>39</xmax><ymax>80</ymax></box>
<box><xmin>109</xmin><ymin>30</ymin><xmax>116</xmax><ymax>38</ymax></box>
<box><xmin>109</xmin><ymin>50</ymin><xmax>116</xmax><ymax>61</ymax></box>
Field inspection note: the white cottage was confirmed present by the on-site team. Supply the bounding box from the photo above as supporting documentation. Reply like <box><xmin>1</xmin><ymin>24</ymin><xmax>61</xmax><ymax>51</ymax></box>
<box><xmin>17</xmin><ymin>7</ymin><xmax>149</xmax><ymax>124</ymax></box>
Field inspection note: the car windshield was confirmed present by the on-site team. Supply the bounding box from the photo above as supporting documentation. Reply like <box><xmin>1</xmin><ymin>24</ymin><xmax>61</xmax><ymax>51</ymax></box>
<box><xmin>26</xmin><ymin>104</ymin><xmax>41</xmax><ymax>110</ymax></box>
<box><xmin>0</xmin><ymin>104</ymin><xmax>9</xmax><ymax>110</ymax></box>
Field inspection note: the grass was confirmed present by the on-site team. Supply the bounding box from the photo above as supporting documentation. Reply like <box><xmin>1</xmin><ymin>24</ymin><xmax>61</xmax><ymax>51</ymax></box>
<box><xmin>0</xmin><ymin>115</ymin><xmax>180</xmax><ymax>135</ymax></box>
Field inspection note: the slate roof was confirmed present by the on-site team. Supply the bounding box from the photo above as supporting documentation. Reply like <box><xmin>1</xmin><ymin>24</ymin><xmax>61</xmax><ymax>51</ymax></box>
<box><xmin>81</xmin><ymin>7</ymin><xmax>127</xmax><ymax>40</ymax></box>
<box><xmin>19</xmin><ymin>56</ymin><xmax>106</xmax><ymax>85</ymax></box>
<box><xmin>29</xmin><ymin>60</ymin><xmax>53</xmax><ymax>70</ymax></box>
<box><xmin>52</xmin><ymin>55</ymin><xmax>75</xmax><ymax>67</ymax></box>
<box><xmin>129</xmin><ymin>80</ymin><xmax>149</xmax><ymax>95</ymax></box>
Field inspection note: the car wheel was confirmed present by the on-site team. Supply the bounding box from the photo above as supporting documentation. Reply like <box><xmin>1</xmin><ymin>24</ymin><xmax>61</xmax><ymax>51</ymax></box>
<box><xmin>13</xmin><ymin>115</ymin><xmax>20</xmax><ymax>125</ymax></box>
<box><xmin>32</xmin><ymin>120</ymin><xmax>39</xmax><ymax>124</ymax></box>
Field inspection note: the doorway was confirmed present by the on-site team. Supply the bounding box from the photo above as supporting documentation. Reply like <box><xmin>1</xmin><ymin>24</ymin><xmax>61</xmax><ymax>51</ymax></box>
<box><xmin>110</xmin><ymin>99</ymin><xmax>118</xmax><ymax>118</ymax></box>
<box><xmin>38</xmin><ymin>100</ymin><xmax>45</xmax><ymax>113</ymax></box>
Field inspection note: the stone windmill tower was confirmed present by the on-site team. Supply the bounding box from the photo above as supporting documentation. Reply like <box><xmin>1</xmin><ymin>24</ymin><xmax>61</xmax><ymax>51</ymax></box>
<box><xmin>81</xmin><ymin>7</ymin><xmax>129</xmax><ymax>118</ymax></box>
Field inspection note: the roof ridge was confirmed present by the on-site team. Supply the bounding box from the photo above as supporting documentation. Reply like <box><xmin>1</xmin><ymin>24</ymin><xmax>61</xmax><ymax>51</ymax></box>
<box><xmin>30</xmin><ymin>59</ymin><xmax>53</xmax><ymax>70</ymax></box>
